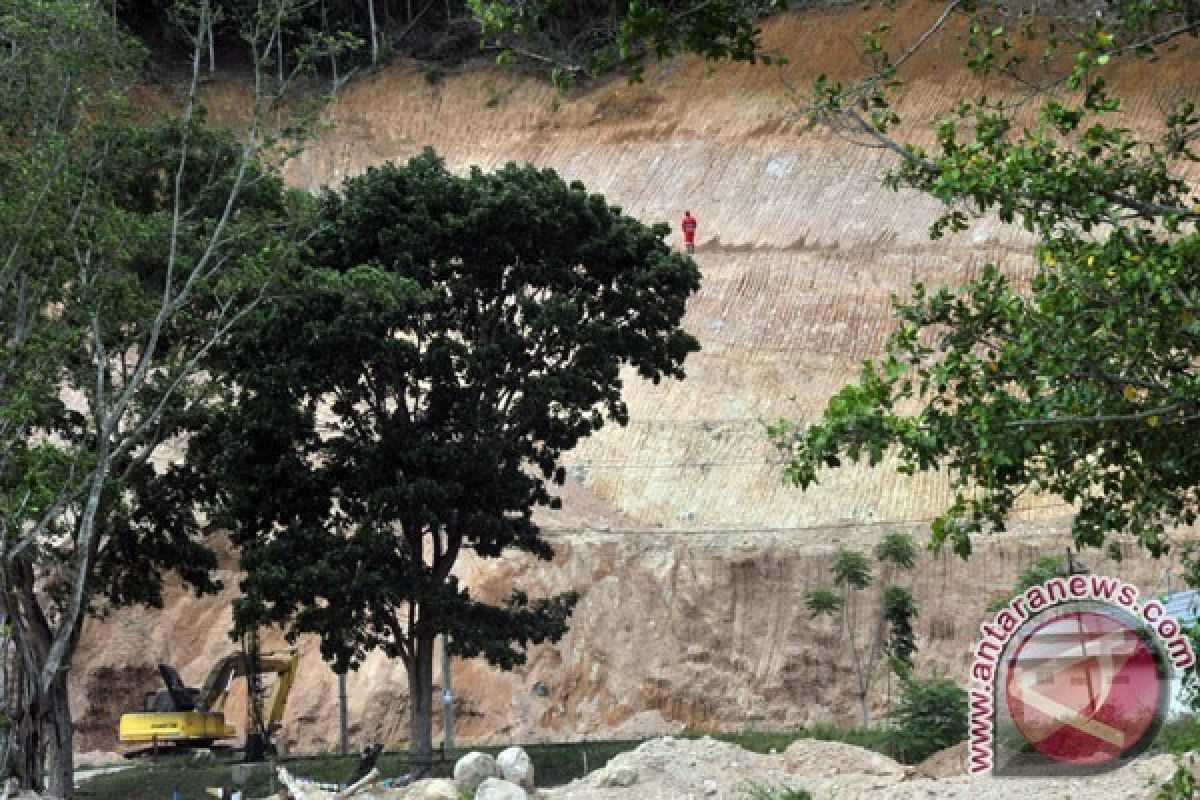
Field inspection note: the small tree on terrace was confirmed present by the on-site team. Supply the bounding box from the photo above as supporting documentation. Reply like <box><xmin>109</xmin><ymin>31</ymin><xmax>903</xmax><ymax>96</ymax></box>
<box><xmin>191</xmin><ymin>148</ymin><xmax>702</xmax><ymax>763</ymax></box>
<box><xmin>805</xmin><ymin>531</ymin><xmax>918</xmax><ymax>727</ymax></box>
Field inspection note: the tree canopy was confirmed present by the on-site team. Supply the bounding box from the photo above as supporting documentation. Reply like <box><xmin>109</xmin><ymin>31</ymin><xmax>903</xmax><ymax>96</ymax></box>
<box><xmin>771</xmin><ymin>0</ymin><xmax>1200</xmax><ymax>558</ymax></box>
<box><xmin>189</xmin><ymin>148</ymin><xmax>701</xmax><ymax>761</ymax></box>
<box><xmin>472</xmin><ymin>0</ymin><xmax>786</xmax><ymax>85</ymax></box>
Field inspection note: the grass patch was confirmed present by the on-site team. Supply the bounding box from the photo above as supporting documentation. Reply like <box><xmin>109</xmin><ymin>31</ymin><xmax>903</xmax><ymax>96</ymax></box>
<box><xmin>740</xmin><ymin>784</ymin><xmax>813</xmax><ymax>800</ymax></box>
<box><xmin>702</xmin><ymin>725</ymin><xmax>891</xmax><ymax>756</ymax></box>
<box><xmin>79</xmin><ymin>739</ymin><xmax>647</xmax><ymax>799</ymax></box>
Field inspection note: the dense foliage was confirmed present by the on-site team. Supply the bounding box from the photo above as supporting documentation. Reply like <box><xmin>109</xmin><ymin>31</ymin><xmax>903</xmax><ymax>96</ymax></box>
<box><xmin>0</xmin><ymin>1</ymin><xmax>318</xmax><ymax>793</ymax></box>
<box><xmin>189</xmin><ymin>148</ymin><xmax>701</xmax><ymax>761</ymax></box>
<box><xmin>472</xmin><ymin>0</ymin><xmax>787</xmax><ymax>85</ymax></box>
<box><xmin>885</xmin><ymin>674</ymin><xmax>968</xmax><ymax>764</ymax></box>
<box><xmin>117</xmin><ymin>0</ymin><xmax>482</xmax><ymax>71</ymax></box>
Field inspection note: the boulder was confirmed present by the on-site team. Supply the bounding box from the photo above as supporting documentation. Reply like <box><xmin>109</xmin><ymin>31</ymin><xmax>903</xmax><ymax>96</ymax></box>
<box><xmin>496</xmin><ymin>746</ymin><xmax>535</xmax><ymax>790</ymax></box>
<box><xmin>595</xmin><ymin>765</ymin><xmax>638</xmax><ymax>788</ymax></box>
<box><xmin>473</xmin><ymin>777</ymin><xmax>527</xmax><ymax>800</ymax></box>
<box><xmin>454</xmin><ymin>751</ymin><xmax>500</xmax><ymax>794</ymax></box>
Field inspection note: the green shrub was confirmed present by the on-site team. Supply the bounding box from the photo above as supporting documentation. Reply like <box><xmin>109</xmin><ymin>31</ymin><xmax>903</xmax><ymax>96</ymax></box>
<box><xmin>702</xmin><ymin>725</ymin><xmax>891</xmax><ymax>755</ymax></box>
<box><xmin>885</xmin><ymin>675</ymin><xmax>968</xmax><ymax>764</ymax></box>
<box><xmin>740</xmin><ymin>783</ymin><xmax>813</xmax><ymax>800</ymax></box>
<box><xmin>1155</xmin><ymin>756</ymin><xmax>1197</xmax><ymax>800</ymax></box>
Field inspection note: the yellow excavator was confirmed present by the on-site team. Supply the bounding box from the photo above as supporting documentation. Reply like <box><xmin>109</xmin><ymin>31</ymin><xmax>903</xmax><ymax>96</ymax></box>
<box><xmin>118</xmin><ymin>647</ymin><xmax>299</xmax><ymax>759</ymax></box>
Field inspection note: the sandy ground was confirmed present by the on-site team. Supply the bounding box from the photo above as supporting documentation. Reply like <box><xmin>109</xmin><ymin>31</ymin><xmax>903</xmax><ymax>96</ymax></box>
<box><xmin>534</xmin><ymin>736</ymin><xmax>1189</xmax><ymax>800</ymax></box>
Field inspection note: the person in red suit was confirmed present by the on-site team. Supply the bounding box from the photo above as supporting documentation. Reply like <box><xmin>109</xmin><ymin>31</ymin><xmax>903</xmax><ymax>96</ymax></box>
<box><xmin>681</xmin><ymin>210</ymin><xmax>697</xmax><ymax>254</ymax></box>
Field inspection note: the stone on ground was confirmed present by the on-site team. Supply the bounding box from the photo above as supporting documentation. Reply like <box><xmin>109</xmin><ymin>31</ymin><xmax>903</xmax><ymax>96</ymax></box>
<box><xmin>496</xmin><ymin>746</ymin><xmax>535</xmax><ymax>790</ymax></box>
<box><xmin>454</xmin><ymin>751</ymin><xmax>500</xmax><ymax>794</ymax></box>
<box><xmin>911</xmin><ymin>741</ymin><xmax>967</xmax><ymax>779</ymax></box>
<box><xmin>594</xmin><ymin>765</ymin><xmax>638</xmax><ymax>788</ymax></box>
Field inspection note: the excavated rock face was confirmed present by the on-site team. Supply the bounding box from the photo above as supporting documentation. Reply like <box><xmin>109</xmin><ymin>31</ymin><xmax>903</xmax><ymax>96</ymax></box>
<box><xmin>73</xmin><ymin>530</ymin><xmax>1193</xmax><ymax>754</ymax></box>
<box><xmin>72</xmin><ymin>2</ymin><xmax>1199</xmax><ymax>755</ymax></box>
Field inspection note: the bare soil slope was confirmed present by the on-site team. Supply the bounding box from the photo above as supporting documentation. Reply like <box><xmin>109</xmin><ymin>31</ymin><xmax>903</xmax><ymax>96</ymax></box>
<box><xmin>73</xmin><ymin>3</ymin><xmax>1200</xmax><ymax>757</ymax></box>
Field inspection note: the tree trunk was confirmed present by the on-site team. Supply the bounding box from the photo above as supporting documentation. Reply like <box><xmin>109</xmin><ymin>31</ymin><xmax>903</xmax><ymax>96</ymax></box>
<box><xmin>367</xmin><ymin>0</ymin><xmax>379</xmax><ymax>64</ymax></box>
<box><xmin>7</xmin><ymin>648</ymin><xmax>76</xmax><ymax>797</ymax></box>
<box><xmin>321</xmin><ymin>1</ymin><xmax>339</xmax><ymax>91</ymax></box>
<box><xmin>44</xmin><ymin>674</ymin><xmax>72</xmax><ymax>799</ymax></box>
<box><xmin>9</xmin><ymin>662</ymin><xmax>41</xmax><ymax>793</ymax></box>
<box><xmin>407</xmin><ymin>634</ymin><xmax>436</xmax><ymax>768</ymax></box>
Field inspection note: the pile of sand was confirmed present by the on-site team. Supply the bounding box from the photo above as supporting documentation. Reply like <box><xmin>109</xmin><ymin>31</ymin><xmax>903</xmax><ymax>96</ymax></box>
<box><xmin>537</xmin><ymin>736</ymin><xmax>1188</xmax><ymax>800</ymax></box>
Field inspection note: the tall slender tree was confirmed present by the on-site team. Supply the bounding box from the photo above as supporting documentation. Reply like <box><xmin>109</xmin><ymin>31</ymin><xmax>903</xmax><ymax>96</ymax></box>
<box><xmin>0</xmin><ymin>1</ymin><xmax>332</xmax><ymax>793</ymax></box>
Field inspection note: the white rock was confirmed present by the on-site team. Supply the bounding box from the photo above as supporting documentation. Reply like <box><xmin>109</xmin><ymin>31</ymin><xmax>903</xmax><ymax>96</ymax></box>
<box><xmin>474</xmin><ymin>777</ymin><xmax>528</xmax><ymax>800</ymax></box>
<box><xmin>455</xmin><ymin>751</ymin><xmax>500</xmax><ymax>794</ymax></box>
<box><xmin>702</xmin><ymin>778</ymin><xmax>719</xmax><ymax>795</ymax></box>
<box><xmin>497</xmin><ymin>746</ymin><xmax>536</xmax><ymax>790</ymax></box>
<box><xmin>596</xmin><ymin>765</ymin><xmax>638</xmax><ymax>788</ymax></box>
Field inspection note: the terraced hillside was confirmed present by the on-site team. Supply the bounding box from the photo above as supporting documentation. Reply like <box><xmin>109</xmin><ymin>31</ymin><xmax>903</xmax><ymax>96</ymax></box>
<box><xmin>72</xmin><ymin>3</ymin><xmax>1200</xmax><ymax>755</ymax></box>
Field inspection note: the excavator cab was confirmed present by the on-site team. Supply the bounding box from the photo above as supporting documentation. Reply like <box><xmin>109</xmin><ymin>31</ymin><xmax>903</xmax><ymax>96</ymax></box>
<box><xmin>144</xmin><ymin>664</ymin><xmax>200</xmax><ymax>712</ymax></box>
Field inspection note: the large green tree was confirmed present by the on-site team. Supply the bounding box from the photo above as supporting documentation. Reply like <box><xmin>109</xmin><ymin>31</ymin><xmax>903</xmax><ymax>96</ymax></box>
<box><xmin>475</xmin><ymin>0</ymin><xmax>1200</xmax><ymax>558</ymax></box>
<box><xmin>0</xmin><ymin>2</ymin><xmax>326</xmax><ymax>793</ymax></box>
<box><xmin>189</xmin><ymin>148</ymin><xmax>701</xmax><ymax>763</ymax></box>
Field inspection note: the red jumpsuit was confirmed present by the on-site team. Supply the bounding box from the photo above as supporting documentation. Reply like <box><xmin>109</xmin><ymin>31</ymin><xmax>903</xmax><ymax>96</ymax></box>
<box><xmin>681</xmin><ymin>213</ymin><xmax>698</xmax><ymax>254</ymax></box>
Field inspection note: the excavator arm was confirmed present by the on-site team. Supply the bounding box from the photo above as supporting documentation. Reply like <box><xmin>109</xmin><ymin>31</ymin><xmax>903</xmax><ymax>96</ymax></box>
<box><xmin>260</xmin><ymin>651</ymin><xmax>300</xmax><ymax>730</ymax></box>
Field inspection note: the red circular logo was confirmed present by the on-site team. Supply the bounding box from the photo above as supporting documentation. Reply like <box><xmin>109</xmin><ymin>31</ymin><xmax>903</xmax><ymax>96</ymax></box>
<box><xmin>1005</xmin><ymin>609</ymin><xmax>1166</xmax><ymax>766</ymax></box>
